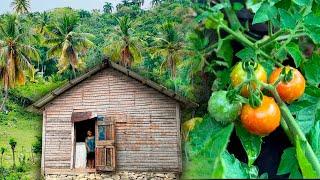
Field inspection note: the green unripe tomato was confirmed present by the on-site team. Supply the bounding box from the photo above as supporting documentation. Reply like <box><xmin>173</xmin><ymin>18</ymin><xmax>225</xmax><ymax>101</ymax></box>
<box><xmin>208</xmin><ymin>91</ymin><xmax>242</xmax><ymax>124</ymax></box>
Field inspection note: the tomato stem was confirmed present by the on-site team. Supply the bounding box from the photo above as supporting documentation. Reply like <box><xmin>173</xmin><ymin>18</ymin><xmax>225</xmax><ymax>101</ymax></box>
<box><xmin>261</xmin><ymin>83</ymin><xmax>320</xmax><ymax>176</ymax></box>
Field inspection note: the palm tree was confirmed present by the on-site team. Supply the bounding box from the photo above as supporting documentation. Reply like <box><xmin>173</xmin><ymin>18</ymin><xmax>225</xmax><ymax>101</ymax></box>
<box><xmin>9</xmin><ymin>138</ymin><xmax>17</xmax><ymax>168</ymax></box>
<box><xmin>0</xmin><ymin>15</ymin><xmax>39</xmax><ymax>111</ymax></box>
<box><xmin>151</xmin><ymin>21</ymin><xmax>185</xmax><ymax>78</ymax></box>
<box><xmin>38</xmin><ymin>12</ymin><xmax>50</xmax><ymax>34</ymax></box>
<box><xmin>103</xmin><ymin>2</ymin><xmax>113</xmax><ymax>14</ymax></box>
<box><xmin>11</xmin><ymin>0</ymin><xmax>30</xmax><ymax>14</ymax></box>
<box><xmin>104</xmin><ymin>16</ymin><xmax>142</xmax><ymax>67</ymax></box>
<box><xmin>45</xmin><ymin>15</ymin><xmax>95</xmax><ymax>77</ymax></box>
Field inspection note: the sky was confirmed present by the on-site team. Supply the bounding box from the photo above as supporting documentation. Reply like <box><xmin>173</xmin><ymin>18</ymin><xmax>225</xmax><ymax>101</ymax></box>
<box><xmin>0</xmin><ymin>0</ymin><xmax>152</xmax><ymax>14</ymax></box>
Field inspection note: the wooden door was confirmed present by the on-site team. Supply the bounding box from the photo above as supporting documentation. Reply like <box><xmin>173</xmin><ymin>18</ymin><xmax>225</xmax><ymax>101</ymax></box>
<box><xmin>95</xmin><ymin>115</ymin><xmax>116</xmax><ymax>171</ymax></box>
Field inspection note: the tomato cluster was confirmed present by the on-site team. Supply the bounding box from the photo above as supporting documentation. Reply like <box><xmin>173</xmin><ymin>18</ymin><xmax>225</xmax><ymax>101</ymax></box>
<box><xmin>208</xmin><ymin>63</ymin><xmax>306</xmax><ymax>136</ymax></box>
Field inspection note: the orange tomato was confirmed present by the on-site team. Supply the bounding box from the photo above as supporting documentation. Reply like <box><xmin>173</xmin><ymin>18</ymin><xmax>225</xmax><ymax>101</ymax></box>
<box><xmin>269</xmin><ymin>66</ymin><xmax>305</xmax><ymax>103</ymax></box>
<box><xmin>230</xmin><ymin>62</ymin><xmax>267</xmax><ymax>97</ymax></box>
<box><xmin>241</xmin><ymin>96</ymin><xmax>281</xmax><ymax>136</ymax></box>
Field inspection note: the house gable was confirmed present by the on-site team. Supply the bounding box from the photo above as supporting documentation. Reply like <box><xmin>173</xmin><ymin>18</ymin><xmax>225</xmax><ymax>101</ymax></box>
<box><xmin>42</xmin><ymin>67</ymin><xmax>182</xmax><ymax>172</ymax></box>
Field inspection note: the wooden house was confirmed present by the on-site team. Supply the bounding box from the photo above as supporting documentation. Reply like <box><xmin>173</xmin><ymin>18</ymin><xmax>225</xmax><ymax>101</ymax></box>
<box><xmin>30</xmin><ymin>60</ymin><xmax>197</xmax><ymax>175</ymax></box>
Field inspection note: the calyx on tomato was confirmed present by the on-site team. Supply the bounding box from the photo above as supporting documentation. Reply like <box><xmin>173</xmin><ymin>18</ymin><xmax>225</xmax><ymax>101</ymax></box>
<box><xmin>269</xmin><ymin>66</ymin><xmax>305</xmax><ymax>103</ymax></box>
<box><xmin>230</xmin><ymin>62</ymin><xmax>267</xmax><ymax>97</ymax></box>
<box><xmin>241</xmin><ymin>95</ymin><xmax>281</xmax><ymax>136</ymax></box>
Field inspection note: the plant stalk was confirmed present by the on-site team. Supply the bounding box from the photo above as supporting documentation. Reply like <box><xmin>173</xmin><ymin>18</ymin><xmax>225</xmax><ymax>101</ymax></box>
<box><xmin>263</xmin><ymin>83</ymin><xmax>320</xmax><ymax>176</ymax></box>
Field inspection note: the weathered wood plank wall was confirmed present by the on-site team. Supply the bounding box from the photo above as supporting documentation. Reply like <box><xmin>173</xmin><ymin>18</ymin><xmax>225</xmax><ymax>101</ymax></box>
<box><xmin>43</xmin><ymin>69</ymin><xmax>181</xmax><ymax>172</ymax></box>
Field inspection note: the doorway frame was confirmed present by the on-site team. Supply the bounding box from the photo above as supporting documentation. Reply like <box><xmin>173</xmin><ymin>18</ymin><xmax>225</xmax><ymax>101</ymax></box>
<box><xmin>70</xmin><ymin>111</ymin><xmax>97</xmax><ymax>170</ymax></box>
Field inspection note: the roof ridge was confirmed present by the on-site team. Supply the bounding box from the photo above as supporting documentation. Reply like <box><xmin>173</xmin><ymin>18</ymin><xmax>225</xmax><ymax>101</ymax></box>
<box><xmin>29</xmin><ymin>59</ymin><xmax>198</xmax><ymax>111</ymax></box>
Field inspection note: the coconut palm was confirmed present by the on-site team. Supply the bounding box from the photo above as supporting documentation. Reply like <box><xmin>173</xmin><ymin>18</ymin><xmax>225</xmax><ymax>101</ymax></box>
<box><xmin>45</xmin><ymin>15</ymin><xmax>95</xmax><ymax>77</ymax></box>
<box><xmin>38</xmin><ymin>12</ymin><xmax>50</xmax><ymax>34</ymax></box>
<box><xmin>104</xmin><ymin>15</ymin><xmax>142</xmax><ymax>67</ymax></box>
<box><xmin>103</xmin><ymin>2</ymin><xmax>113</xmax><ymax>14</ymax></box>
<box><xmin>11</xmin><ymin>0</ymin><xmax>30</xmax><ymax>14</ymax></box>
<box><xmin>9</xmin><ymin>138</ymin><xmax>17</xmax><ymax>168</ymax></box>
<box><xmin>151</xmin><ymin>21</ymin><xmax>186</xmax><ymax>78</ymax></box>
<box><xmin>0</xmin><ymin>15</ymin><xmax>39</xmax><ymax>111</ymax></box>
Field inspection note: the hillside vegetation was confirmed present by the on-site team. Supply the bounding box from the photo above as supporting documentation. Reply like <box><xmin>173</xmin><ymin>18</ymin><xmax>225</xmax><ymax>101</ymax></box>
<box><xmin>0</xmin><ymin>0</ymin><xmax>320</xmax><ymax>179</ymax></box>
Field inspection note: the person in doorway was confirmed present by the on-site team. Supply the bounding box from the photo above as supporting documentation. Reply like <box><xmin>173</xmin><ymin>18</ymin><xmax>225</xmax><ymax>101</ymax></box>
<box><xmin>85</xmin><ymin>130</ymin><xmax>95</xmax><ymax>168</ymax></box>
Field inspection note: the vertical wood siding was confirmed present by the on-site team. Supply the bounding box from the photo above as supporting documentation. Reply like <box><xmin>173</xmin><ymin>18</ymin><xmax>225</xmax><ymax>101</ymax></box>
<box><xmin>44</xmin><ymin>69</ymin><xmax>181</xmax><ymax>172</ymax></box>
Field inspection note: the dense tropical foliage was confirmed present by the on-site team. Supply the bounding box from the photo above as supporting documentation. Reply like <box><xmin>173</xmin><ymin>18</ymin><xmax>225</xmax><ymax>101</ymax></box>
<box><xmin>0</xmin><ymin>0</ymin><xmax>319</xmax><ymax>179</ymax></box>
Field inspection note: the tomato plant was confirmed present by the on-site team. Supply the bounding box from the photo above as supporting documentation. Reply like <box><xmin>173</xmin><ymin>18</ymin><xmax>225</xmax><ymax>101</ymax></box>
<box><xmin>183</xmin><ymin>0</ymin><xmax>320</xmax><ymax>179</ymax></box>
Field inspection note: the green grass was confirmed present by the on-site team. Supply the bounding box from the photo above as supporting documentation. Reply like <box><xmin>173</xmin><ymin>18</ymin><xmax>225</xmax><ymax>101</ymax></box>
<box><xmin>0</xmin><ymin>100</ymin><xmax>42</xmax><ymax>179</ymax></box>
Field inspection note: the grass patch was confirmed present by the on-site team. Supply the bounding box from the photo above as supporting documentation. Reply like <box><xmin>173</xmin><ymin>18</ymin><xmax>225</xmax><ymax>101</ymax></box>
<box><xmin>0</xmin><ymin>100</ymin><xmax>42</xmax><ymax>179</ymax></box>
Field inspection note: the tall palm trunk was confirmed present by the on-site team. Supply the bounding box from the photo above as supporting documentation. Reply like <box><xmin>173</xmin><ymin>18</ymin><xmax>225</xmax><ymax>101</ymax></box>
<box><xmin>11</xmin><ymin>147</ymin><xmax>15</xmax><ymax>168</ymax></box>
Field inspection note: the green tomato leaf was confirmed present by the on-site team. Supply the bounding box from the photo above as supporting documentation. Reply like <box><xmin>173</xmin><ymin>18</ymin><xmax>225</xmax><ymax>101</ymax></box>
<box><xmin>183</xmin><ymin>116</ymin><xmax>234</xmax><ymax>179</ymax></box>
<box><xmin>236</xmin><ymin>47</ymin><xmax>256</xmax><ymax>61</ymax></box>
<box><xmin>222</xmin><ymin>151</ymin><xmax>259</xmax><ymax>179</ymax></box>
<box><xmin>303</xmin><ymin>53</ymin><xmax>320</xmax><ymax>87</ymax></box>
<box><xmin>277</xmin><ymin>147</ymin><xmax>301</xmax><ymax>177</ymax></box>
<box><xmin>212</xmin><ymin>156</ymin><xmax>225</xmax><ymax>178</ymax></box>
<box><xmin>303</xmin><ymin>13</ymin><xmax>320</xmax><ymax>44</ymax></box>
<box><xmin>296</xmin><ymin>138</ymin><xmax>318</xmax><ymax>178</ymax></box>
<box><xmin>307</xmin><ymin>121</ymin><xmax>320</xmax><ymax>161</ymax></box>
<box><xmin>289</xmin><ymin>86</ymin><xmax>320</xmax><ymax>133</ymax></box>
<box><xmin>286</xmin><ymin>42</ymin><xmax>304</xmax><ymax>68</ymax></box>
<box><xmin>235</xmin><ymin>124</ymin><xmax>262</xmax><ymax>166</ymax></box>
<box><xmin>211</xmin><ymin>69</ymin><xmax>231</xmax><ymax>91</ymax></box>
<box><xmin>305</xmin><ymin>25</ymin><xmax>320</xmax><ymax>44</ymax></box>
<box><xmin>292</xmin><ymin>0</ymin><xmax>312</xmax><ymax>6</ymax></box>
<box><xmin>252</xmin><ymin>2</ymin><xmax>278</xmax><ymax>24</ymax></box>
<box><xmin>279</xmin><ymin>9</ymin><xmax>296</xmax><ymax>29</ymax></box>
<box><xmin>217</xmin><ymin>38</ymin><xmax>233</xmax><ymax>67</ymax></box>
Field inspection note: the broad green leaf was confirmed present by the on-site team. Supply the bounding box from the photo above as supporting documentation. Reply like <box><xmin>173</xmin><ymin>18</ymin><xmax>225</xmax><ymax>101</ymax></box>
<box><xmin>286</xmin><ymin>42</ymin><xmax>304</xmax><ymax>67</ymax></box>
<box><xmin>212</xmin><ymin>156</ymin><xmax>225</xmax><ymax>178</ymax></box>
<box><xmin>296</xmin><ymin>138</ymin><xmax>318</xmax><ymax>178</ymax></box>
<box><xmin>304</xmin><ymin>13</ymin><xmax>320</xmax><ymax>44</ymax></box>
<box><xmin>182</xmin><ymin>116</ymin><xmax>234</xmax><ymax>179</ymax></box>
<box><xmin>222</xmin><ymin>152</ymin><xmax>259</xmax><ymax>179</ymax></box>
<box><xmin>303</xmin><ymin>53</ymin><xmax>320</xmax><ymax>86</ymax></box>
<box><xmin>217</xmin><ymin>38</ymin><xmax>233</xmax><ymax>67</ymax></box>
<box><xmin>211</xmin><ymin>69</ymin><xmax>231</xmax><ymax>91</ymax></box>
<box><xmin>307</xmin><ymin>121</ymin><xmax>320</xmax><ymax>161</ymax></box>
<box><xmin>305</xmin><ymin>25</ymin><xmax>320</xmax><ymax>44</ymax></box>
<box><xmin>274</xmin><ymin>0</ymin><xmax>291</xmax><ymax>10</ymax></box>
<box><xmin>260</xmin><ymin>60</ymin><xmax>275</xmax><ymax>78</ymax></box>
<box><xmin>236</xmin><ymin>47</ymin><xmax>255</xmax><ymax>61</ymax></box>
<box><xmin>235</xmin><ymin>124</ymin><xmax>262</xmax><ymax>166</ymax></box>
<box><xmin>304</xmin><ymin>13</ymin><xmax>320</xmax><ymax>27</ymax></box>
<box><xmin>279</xmin><ymin>9</ymin><xmax>296</xmax><ymax>29</ymax></box>
<box><xmin>245</xmin><ymin>0</ymin><xmax>262</xmax><ymax>13</ymax></box>
<box><xmin>292</xmin><ymin>0</ymin><xmax>312</xmax><ymax>6</ymax></box>
<box><xmin>252</xmin><ymin>2</ymin><xmax>278</xmax><ymax>24</ymax></box>
<box><xmin>289</xmin><ymin>86</ymin><xmax>320</xmax><ymax>133</ymax></box>
<box><xmin>274</xmin><ymin>45</ymin><xmax>287</xmax><ymax>62</ymax></box>
<box><xmin>277</xmin><ymin>147</ymin><xmax>301</xmax><ymax>177</ymax></box>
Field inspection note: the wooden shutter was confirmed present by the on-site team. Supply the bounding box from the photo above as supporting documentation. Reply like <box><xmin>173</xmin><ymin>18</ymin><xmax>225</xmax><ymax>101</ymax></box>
<box><xmin>95</xmin><ymin>115</ymin><xmax>116</xmax><ymax>171</ymax></box>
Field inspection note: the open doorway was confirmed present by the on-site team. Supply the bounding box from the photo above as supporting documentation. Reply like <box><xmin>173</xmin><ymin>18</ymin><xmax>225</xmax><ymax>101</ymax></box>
<box><xmin>74</xmin><ymin>118</ymin><xmax>96</xmax><ymax>169</ymax></box>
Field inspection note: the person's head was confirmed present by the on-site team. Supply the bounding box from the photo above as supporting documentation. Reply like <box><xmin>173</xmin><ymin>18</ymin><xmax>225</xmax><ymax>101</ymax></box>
<box><xmin>87</xmin><ymin>130</ymin><xmax>93</xmax><ymax>137</ymax></box>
